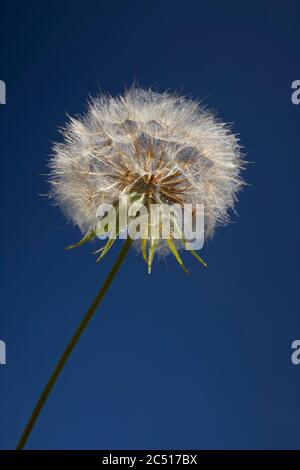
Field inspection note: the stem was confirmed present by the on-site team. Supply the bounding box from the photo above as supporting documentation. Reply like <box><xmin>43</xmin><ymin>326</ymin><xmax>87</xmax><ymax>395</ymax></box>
<box><xmin>16</xmin><ymin>238</ymin><xmax>132</xmax><ymax>450</ymax></box>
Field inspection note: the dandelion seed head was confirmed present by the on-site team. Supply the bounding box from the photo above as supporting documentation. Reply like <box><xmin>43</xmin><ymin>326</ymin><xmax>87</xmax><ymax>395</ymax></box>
<box><xmin>49</xmin><ymin>87</ymin><xmax>244</xmax><ymax>261</ymax></box>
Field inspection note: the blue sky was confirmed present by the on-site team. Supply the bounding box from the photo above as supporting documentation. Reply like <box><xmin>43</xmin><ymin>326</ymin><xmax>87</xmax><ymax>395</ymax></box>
<box><xmin>1</xmin><ymin>0</ymin><xmax>300</xmax><ymax>449</ymax></box>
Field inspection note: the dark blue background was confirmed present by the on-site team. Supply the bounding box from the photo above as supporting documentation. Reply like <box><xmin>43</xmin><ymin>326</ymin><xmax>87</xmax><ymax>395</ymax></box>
<box><xmin>1</xmin><ymin>0</ymin><xmax>300</xmax><ymax>450</ymax></box>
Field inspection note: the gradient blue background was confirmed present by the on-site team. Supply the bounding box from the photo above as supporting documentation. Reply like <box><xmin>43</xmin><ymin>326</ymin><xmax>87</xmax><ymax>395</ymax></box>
<box><xmin>1</xmin><ymin>0</ymin><xmax>300</xmax><ymax>450</ymax></box>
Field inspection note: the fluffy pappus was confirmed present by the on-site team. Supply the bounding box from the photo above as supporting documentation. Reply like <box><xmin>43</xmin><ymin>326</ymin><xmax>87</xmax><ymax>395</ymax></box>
<box><xmin>49</xmin><ymin>87</ymin><xmax>244</xmax><ymax>270</ymax></box>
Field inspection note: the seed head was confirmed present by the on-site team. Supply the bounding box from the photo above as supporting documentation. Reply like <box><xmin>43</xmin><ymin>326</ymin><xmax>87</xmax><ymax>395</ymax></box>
<box><xmin>49</xmin><ymin>87</ymin><xmax>244</xmax><ymax>271</ymax></box>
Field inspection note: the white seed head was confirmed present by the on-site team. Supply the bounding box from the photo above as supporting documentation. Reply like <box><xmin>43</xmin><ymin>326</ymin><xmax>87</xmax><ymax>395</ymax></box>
<box><xmin>49</xmin><ymin>87</ymin><xmax>244</xmax><ymax>263</ymax></box>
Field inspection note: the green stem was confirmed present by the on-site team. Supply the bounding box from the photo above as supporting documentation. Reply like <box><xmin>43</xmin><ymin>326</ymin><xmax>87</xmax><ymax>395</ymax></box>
<box><xmin>16</xmin><ymin>238</ymin><xmax>132</xmax><ymax>450</ymax></box>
